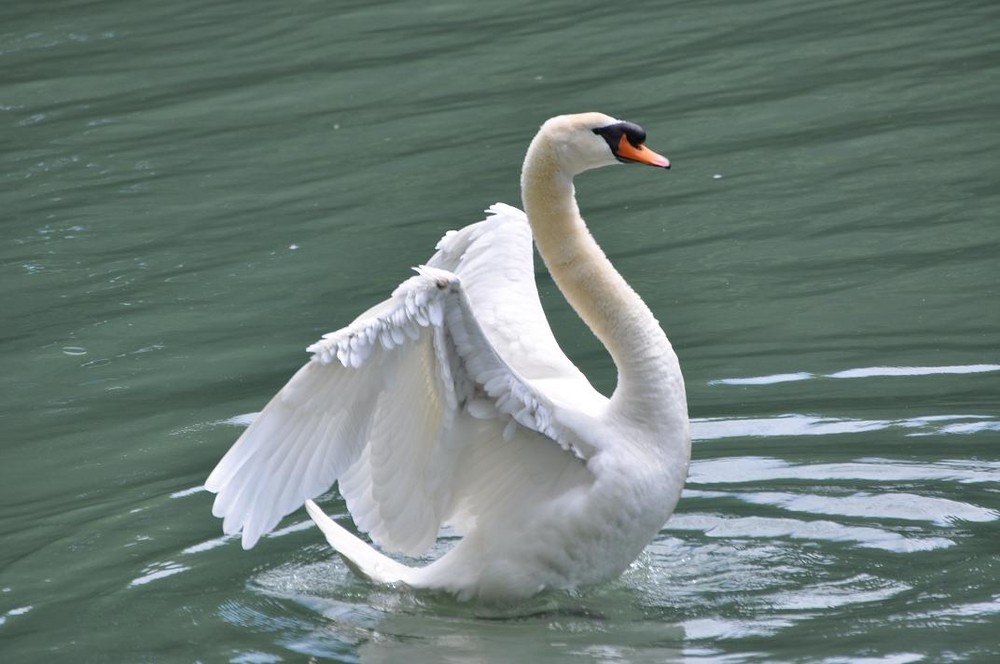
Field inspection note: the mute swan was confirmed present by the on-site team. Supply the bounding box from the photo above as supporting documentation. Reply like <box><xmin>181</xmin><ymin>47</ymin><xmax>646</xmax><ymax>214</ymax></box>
<box><xmin>205</xmin><ymin>112</ymin><xmax>690</xmax><ymax>601</ymax></box>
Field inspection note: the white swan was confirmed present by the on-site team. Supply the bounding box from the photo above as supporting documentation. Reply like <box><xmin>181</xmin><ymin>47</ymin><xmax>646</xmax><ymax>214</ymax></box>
<box><xmin>205</xmin><ymin>112</ymin><xmax>690</xmax><ymax>601</ymax></box>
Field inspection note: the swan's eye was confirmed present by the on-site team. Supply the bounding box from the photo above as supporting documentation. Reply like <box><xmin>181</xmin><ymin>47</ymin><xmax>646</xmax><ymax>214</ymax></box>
<box><xmin>594</xmin><ymin>121</ymin><xmax>649</xmax><ymax>157</ymax></box>
<box><xmin>593</xmin><ymin>122</ymin><xmax>648</xmax><ymax>149</ymax></box>
<box><xmin>620</xmin><ymin>122</ymin><xmax>647</xmax><ymax>148</ymax></box>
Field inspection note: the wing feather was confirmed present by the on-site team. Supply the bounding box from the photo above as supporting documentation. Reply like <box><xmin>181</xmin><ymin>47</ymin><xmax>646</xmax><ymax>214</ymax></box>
<box><xmin>206</xmin><ymin>206</ymin><xmax>607</xmax><ymax>553</ymax></box>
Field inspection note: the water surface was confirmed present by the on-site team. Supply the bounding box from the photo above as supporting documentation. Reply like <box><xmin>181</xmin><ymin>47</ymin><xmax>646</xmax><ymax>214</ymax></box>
<box><xmin>2</xmin><ymin>0</ymin><xmax>998</xmax><ymax>661</ymax></box>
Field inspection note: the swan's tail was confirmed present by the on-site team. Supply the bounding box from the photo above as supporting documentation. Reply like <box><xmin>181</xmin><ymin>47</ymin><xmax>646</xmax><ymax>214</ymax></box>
<box><xmin>304</xmin><ymin>500</ymin><xmax>417</xmax><ymax>585</ymax></box>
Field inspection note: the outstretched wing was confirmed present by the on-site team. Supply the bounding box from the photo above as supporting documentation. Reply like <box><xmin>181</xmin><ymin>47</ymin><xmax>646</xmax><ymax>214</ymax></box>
<box><xmin>429</xmin><ymin>203</ymin><xmax>592</xmax><ymax>385</ymax></box>
<box><xmin>206</xmin><ymin>207</ymin><xmax>606</xmax><ymax>553</ymax></box>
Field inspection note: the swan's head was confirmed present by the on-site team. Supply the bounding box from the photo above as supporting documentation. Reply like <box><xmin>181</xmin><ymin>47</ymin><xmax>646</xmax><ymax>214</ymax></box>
<box><xmin>535</xmin><ymin>112</ymin><xmax>670</xmax><ymax>176</ymax></box>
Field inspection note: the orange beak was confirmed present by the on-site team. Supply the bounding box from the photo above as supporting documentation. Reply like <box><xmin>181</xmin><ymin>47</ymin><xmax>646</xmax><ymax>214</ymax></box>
<box><xmin>616</xmin><ymin>134</ymin><xmax>670</xmax><ymax>168</ymax></box>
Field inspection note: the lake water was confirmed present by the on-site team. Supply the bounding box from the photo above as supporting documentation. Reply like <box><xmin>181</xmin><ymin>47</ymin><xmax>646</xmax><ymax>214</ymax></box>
<box><xmin>2</xmin><ymin>0</ymin><xmax>998</xmax><ymax>661</ymax></box>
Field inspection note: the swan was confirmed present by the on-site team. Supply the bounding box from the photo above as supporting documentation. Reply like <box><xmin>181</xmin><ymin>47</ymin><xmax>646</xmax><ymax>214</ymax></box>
<box><xmin>205</xmin><ymin>112</ymin><xmax>690</xmax><ymax>601</ymax></box>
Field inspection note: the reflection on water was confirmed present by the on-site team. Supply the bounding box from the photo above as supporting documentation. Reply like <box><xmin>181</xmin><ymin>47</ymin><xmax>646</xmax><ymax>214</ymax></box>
<box><xmin>687</xmin><ymin>456</ymin><xmax>1000</xmax><ymax>485</ymax></box>
<box><xmin>128</xmin><ymin>561</ymin><xmax>190</xmax><ymax>587</ymax></box>
<box><xmin>685</xmin><ymin>489</ymin><xmax>998</xmax><ymax>526</ymax></box>
<box><xmin>710</xmin><ymin>363</ymin><xmax>1000</xmax><ymax>385</ymax></box>
<box><xmin>235</xmin><ymin>560</ymin><xmax>686</xmax><ymax>663</ymax></box>
<box><xmin>669</xmin><ymin>513</ymin><xmax>953</xmax><ymax>553</ymax></box>
<box><xmin>0</xmin><ymin>606</ymin><xmax>34</xmax><ymax>628</ymax></box>
<box><xmin>695</xmin><ymin>412</ymin><xmax>1000</xmax><ymax>439</ymax></box>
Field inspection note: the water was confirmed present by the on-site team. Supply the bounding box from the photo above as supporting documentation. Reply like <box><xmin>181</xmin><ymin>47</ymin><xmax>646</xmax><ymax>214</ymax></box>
<box><xmin>2</xmin><ymin>0</ymin><xmax>998</xmax><ymax>660</ymax></box>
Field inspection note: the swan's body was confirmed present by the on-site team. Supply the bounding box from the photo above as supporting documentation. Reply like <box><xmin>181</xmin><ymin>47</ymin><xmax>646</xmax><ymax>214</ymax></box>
<box><xmin>205</xmin><ymin>113</ymin><xmax>690</xmax><ymax>601</ymax></box>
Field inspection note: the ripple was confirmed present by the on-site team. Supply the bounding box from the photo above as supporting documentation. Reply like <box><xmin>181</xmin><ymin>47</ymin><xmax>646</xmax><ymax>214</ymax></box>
<box><xmin>169</xmin><ymin>484</ymin><xmax>205</xmax><ymax>498</ymax></box>
<box><xmin>666</xmin><ymin>514</ymin><xmax>953</xmax><ymax>552</ymax></box>
<box><xmin>906</xmin><ymin>594</ymin><xmax>1000</xmax><ymax>622</ymax></box>
<box><xmin>829</xmin><ymin>364</ymin><xmax>1000</xmax><ymax>379</ymax></box>
<box><xmin>821</xmin><ymin>654</ymin><xmax>924</xmax><ymax>664</ymax></box>
<box><xmin>761</xmin><ymin>573</ymin><xmax>906</xmax><ymax>611</ymax></box>
<box><xmin>633</xmin><ymin>538</ymin><xmax>917</xmax><ymax>646</ymax></box>
<box><xmin>180</xmin><ymin>519</ymin><xmax>314</xmax><ymax>557</ymax></box>
<box><xmin>230</xmin><ymin>652</ymin><xmax>283</xmax><ymax>664</ymax></box>
<box><xmin>181</xmin><ymin>534</ymin><xmax>235</xmax><ymax>555</ymax></box>
<box><xmin>128</xmin><ymin>561</ymin><xmax>191</xmax><ymax>587</ymax></box>
<box><xmin>708</xmin><ymin>372</ymin><xmax>812</xmax><ymax>386</ymax></box>
<box><xmin>245</xmin><ymin>559</ymin><xmax>687</xmax><ymax>663</ymax></box>
<box><xmin>710</xmin><ymin>363</ymin><xmax>1000</xmax><ymax>386</ymax></box>
<box><xmin>684</xmin><ymin>489</ymin><xmax>999</xmax><ymax>525</ymax></box>
<box><xmin>688</xmin><ymin>456</ymin><xmax>1000</xmax><ymax>485</ymax></box>
<box><xmin>692</xmin><ymin>412</ymin><xmax>1000</xmax><ymax>440</ymax></box>
<box><xmin>683</xmin><ymin>616</ymin><xmax>796</xmax><ymax>640</ymax></box>
<box><xmin>0</xmin><ymin>605</ymin><xmax>33</xmax><ymax>627</ymax></box>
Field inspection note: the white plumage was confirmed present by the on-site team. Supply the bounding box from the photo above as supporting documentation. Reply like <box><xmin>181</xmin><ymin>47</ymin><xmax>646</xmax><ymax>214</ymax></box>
<box><xmin>206</xmin><ymin>113</ymin><xmax>691</xmax><ymax>601</ymax></box>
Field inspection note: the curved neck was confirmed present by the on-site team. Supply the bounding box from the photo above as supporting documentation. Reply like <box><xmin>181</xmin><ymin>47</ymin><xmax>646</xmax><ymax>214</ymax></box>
<box><xmin>520</xmin><ymin>136</ymin><xmax>685</xmax><ymax>415</ymax></box>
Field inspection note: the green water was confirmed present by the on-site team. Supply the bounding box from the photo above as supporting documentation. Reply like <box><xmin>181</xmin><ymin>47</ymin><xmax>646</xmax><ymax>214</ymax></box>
<box><xmin>3</xmin><ymin>0</ymin><xmax>998</xmax><ymax>661</ymax></box>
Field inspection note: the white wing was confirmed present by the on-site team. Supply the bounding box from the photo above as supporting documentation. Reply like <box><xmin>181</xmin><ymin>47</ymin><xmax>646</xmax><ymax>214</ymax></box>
<box><xmin>206</xmin><ymin>205</ymin><xmax>607</xmax><ymax>552</ymax></box>
<box><xmin>429</xmin><ymin>203</ymin><xmax>587</xmax><ymax>383</ymax></box>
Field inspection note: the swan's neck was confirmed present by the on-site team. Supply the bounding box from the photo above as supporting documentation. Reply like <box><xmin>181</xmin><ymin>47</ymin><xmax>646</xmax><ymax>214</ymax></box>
<box><xmin>520</xmin><ymin>138</ymin><xmax>686</xmax><ymax>421</ymax></box>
